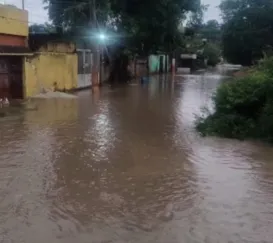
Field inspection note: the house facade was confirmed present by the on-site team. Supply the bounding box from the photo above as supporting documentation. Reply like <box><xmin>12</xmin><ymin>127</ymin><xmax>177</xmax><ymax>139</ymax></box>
<box><xmin>0</xmin><ymin>4</ymin><xmax>30</xmax><ymax>100</ymax></box>
<box><xmin>0</xmin><ymin>5</ymin><xmax>78</xmax><ymax>100</ymax></box>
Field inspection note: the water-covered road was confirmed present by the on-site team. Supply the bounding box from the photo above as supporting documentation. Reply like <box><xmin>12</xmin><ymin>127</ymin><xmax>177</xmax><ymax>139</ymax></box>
<box><xmin>1</xmin><ymin>68</ymin><xmax>273</xmax><ymax>243</ymax></box>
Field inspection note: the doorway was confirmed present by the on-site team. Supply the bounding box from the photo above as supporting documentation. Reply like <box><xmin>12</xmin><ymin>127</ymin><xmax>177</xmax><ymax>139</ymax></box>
<box><xmin>0</xmin><ymin>58</ymin><xmax>9</xmax><ymax>100</ymax></box>
<box><xmin>0</xmin><ymin>56</ymin><xmax>23</xmax><ymax>100</ymax></box>
<box><xmin>159</xmin><ymin>55</ymin><xmax>164</xmax><ymax>73</ymax></box>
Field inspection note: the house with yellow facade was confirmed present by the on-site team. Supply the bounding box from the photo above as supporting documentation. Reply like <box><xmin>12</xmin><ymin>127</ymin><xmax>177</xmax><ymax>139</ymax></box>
<box><xmin>0</xmin><ymin>4</ymin><xmax>78</xmax><ymax>99</ymax></box>
<box><xmin>0</xmin><ymin>4</ymin><xmax>30</xmax><ymax>100</ymax></box>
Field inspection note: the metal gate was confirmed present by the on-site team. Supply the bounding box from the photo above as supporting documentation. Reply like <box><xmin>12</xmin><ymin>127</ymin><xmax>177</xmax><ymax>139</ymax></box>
<box><xmin>0</xmin><ymin>57</ymin><xmax>23</xmax><ymax>100</ymax></box>
<box><xmin>0</xmin><ymin>58</ymin><xmax>9</xmax><ymax>99</ymax></box>
<box><xmin>77</xmin><ymin>49</ymin><xmax>93</xmax><ymax>88</ymax></box>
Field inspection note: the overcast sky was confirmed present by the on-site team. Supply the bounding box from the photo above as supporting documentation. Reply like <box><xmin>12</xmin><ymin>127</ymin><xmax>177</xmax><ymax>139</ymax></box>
<box><xmin>2</xmin><ymin>0</ymin><xmax>48</xmax><ymax>23</ymax></box>
<box><xmin>3</xmin><ymin>0</ymin><xmax>221</xmax><ymax>24</ymax></box>
<box><xmin>203</xmin><ymin>0</ymin><xmax>221</xmax><ymax>21</ymax></box>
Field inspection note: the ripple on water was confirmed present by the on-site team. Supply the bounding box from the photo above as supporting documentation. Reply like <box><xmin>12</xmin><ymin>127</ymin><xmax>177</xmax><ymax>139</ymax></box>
<box><xmin>1</xmin><ymin>71</ymin><xmax>273</xmax><ymax>243</ymax></box>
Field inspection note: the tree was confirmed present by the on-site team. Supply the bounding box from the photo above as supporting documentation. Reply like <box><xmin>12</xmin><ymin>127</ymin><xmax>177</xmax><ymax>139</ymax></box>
<box><xmin>29</xmin><ymin>23</ymin><xmax>56</xmax><ymax>34</ymax></box>
<box><xmin>45</xmin><ymin>0</ymin><xmax>201</xmax><ymax>54</ymax></box>
<box><xmin>219</xmin><ymin>0</ymin><xmax>273</xmax><ymax>23</ymax></box>
<box><xmin>187</xmin><ymin>4</ymin><xmax>208</xmax><ymax>32</ymax></box>
<box><xmin>44</xmin><ymin>0</ymin><xmax>201</xmax><ymax>83</ymax></box>
<box><xmin>200</xmin><ymin>20</ymin><xmax>221</xmax><ymax>42</ymax></box>
<box><xmin>220</xmin><ymin>0</ymin><xmax>273</xmax><ymax>65</ymax></box>
<box><xmin>45</xmin><ymin>0</ymin><xmax>111</xmax><ymax>32</ymax></box>
<box><xmin>203</xmin><ymin>43</ymin><xmax>221</xmax><ymax>66</ymax></box>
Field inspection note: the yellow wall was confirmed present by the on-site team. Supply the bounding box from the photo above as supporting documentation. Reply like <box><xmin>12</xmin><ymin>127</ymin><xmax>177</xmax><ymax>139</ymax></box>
<box><xmin>38</xmin><ymin>42</ymin><xmax>76</xmax><ymax>53</ymax></box>
<box><xmin>24</xmin><ymin>53</ymin><xmax>78</xmax><ymax>98</ymax></box>
<box><xmin>0</xmin><ymin>5</ymin><xmax>28</xmax><ymax>36</ymax></box>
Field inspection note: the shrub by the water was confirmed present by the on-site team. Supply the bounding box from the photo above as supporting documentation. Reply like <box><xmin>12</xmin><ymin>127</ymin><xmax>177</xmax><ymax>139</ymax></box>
<box><xmin>196</xmin><ymin>57</ymin><xmax>273</xmax><ymax>142</ymax></box>
<box><xmin>203</xmin><ymin>43</ymin><xmax>221</xmax><ymax>67</ymax></box>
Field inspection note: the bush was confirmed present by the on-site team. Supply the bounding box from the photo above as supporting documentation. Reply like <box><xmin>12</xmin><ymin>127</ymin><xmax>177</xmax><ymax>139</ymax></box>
<box><xmin>196</xmin><ymin>57</ymin><xmax>273</xmax><ymax>142</ymax></box>
<box><xmin>203</xmin><ymin>43</ymin><xmax>221</xmax><ymax>67</ymax></box>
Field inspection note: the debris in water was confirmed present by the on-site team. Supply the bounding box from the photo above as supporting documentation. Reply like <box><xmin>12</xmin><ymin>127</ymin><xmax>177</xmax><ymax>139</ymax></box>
<box><xmin>32</xmin><ymin>91</ymin><xmax>77</xmax><ymax>99</ymax></box>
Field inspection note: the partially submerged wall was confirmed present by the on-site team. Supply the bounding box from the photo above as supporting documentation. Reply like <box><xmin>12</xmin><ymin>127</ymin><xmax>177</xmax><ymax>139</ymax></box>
<box><xmin>24</xmin><ymin>53</ymin><xmax>77</xmax><ymax>98</ymax></box>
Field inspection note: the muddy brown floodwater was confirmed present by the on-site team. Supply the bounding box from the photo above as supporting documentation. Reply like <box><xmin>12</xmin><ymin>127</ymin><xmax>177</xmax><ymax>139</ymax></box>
<box><xmin>1</xmin><ymin>67</ymin><xmax>273</xmax><ymax>243</ymax></box>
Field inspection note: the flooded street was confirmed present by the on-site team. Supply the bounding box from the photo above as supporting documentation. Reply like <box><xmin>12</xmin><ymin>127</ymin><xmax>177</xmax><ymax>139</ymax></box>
<box><xmin>1</xmin><ymin>68</ymin><xmax>273</xmax><ymax>243</ymax></box>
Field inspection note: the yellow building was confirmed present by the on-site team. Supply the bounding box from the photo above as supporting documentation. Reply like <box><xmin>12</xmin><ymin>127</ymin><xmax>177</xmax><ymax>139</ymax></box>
<box><xmin>0</xmin><ymin>4</ymin><xmax>28</xmax><ymax>38</ymax></box>
<box><xmin>0</xmin><ymin>4</ymin><xmax>29</xmax><ymax>100</ymax></box>
<box><xmin>25</xmin><ymin>36</ymin><xmax>78</xmax><ymax>98</ymax></box>
<box><xmin>0</xmin><ymin>4</ymin><xmax>78</xmax><ymax>100</ymax></box>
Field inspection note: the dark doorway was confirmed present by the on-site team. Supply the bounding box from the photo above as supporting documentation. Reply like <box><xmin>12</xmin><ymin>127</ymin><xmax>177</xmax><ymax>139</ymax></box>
<box><xmin>9</xmin><ymin>57</ymin><xmax>23</xmax><ymax>99</ymax></box>
<box><xmin>0</xmin><ymin>56</ymin><xmax>23</xmax><ymax>100</ymax></box>
<box><xmin>0</xmin><ymin>58</ymin><xmax>9</xmax><ymax>100</ymax></box>
<box><xmin>159</xmin><ymin>56</ymin><xmax>164</xmax><ymax>73</ymax></box>
<box><xmin>165</xmin><ymin>56</ymin><xmax>168</xmax><ymax>72</ymax></box>
<box><xmin>181</xmin><ymin>58</ymin><xmax>194</xmax><ymax>69</ymax></box>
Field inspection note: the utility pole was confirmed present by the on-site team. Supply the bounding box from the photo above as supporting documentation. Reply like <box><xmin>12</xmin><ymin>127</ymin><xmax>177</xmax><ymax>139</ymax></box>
<box><xmin>22</xmin><ymin>0</ymin><xmax>25</xmax><ymax>10</ymax></box>
<box><xmin>89</xmin><ymin>0</ymin><xmax>100</xmax><ymax>89</ymax></box>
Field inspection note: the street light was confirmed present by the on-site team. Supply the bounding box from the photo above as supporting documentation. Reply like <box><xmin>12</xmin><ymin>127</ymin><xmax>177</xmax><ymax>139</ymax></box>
<box><xmin>97</xmin><ymin>33</ymin><xmax>107</xmax><ymax>84</ymax></box>
<box><xmin>98</xmin><ymin>33</ymin><xmax>107</xmax><ymax>41</ymax></box>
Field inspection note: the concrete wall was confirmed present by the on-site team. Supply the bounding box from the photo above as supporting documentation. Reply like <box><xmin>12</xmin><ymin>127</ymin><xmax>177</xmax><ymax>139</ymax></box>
<box><xmin>38</xmin><ymin>42</ymin><xmax>76</xmax><ymax>53</ymax></box>
<box><xmin>24</xmin><ymin>53</ymin><xmax>77</xmax><ymax>97</ymax></box>
<box><xmin>0</xmin><ymin>5</ymin><xmax>28</xmax><ymax>37</ymax></box>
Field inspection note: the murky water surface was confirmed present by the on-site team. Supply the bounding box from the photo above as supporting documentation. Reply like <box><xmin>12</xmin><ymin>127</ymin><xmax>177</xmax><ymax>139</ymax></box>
<box><xmin>1</xmin><ymin>67</ymin><xmax>273</xmax><ymax>243</ymax></box>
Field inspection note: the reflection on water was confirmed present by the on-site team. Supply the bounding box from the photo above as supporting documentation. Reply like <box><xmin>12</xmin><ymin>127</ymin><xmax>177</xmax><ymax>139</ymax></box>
<box><xmin>1</xmin><ymin>68</ymin><xmax>273</xmax><ymax>243</ymax></box>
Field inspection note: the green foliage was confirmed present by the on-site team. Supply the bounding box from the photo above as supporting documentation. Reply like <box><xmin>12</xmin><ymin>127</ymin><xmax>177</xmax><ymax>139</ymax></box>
<box><xmin>203</xmin><ymin>43</ymin><xmax>221</xmax><ymax>66</ymax></box>
<box><xmin>44</xmin><ymin>0</ymin><xmax>111</xmax><ymax>31</ymax></box>
<box><xmin>220</xmin><ymin>0</ymin><xmax>273</xmax><ymax>65</ymax></box>
<box><xmin>196</xmin><ymin>57</ymin><xmax>273</xmax><ymax>142</ymax></box>
<box><xmin>219</xmin><ymin>0</ymin><xmax>273</xmax><ymax>23</ymax></box>
<box><xmin>200</xmin><ymin>20</ymin><xmax>222</xmax><ymax>43</ymax></box>
<box><xmin>187</xmin><ymin>4</ymin><xmax>208</xmax><ymax>31</ymax></box>
<box><xmin>29</xmin><ymin>23</ymin><xmax>56</xmax><ymax>34</ymax></box>
<box><xmin>182</xmin><ymin>19</ymin><xmax>222</xmax><ymax>67</ymax></box>
<box><xmin>45</xmin><ymin>0</ymin><xmax>201</xmax><ymax>54</ymax></box>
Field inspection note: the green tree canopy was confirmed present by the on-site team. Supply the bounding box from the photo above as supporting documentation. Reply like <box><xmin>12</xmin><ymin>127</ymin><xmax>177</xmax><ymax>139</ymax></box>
<box><xmin>219</xmin><ymin>0</ymin><xmax>273</xmax><ymax>23</ymax></box>
<box><xmin>220</xmin><ymin>0</ymin><xmax>273</xmax><ymax>65</ymax></box>
<box><xmin>44</xmin><ymin>0</ymin><xmax>201</xmax><ymax>54</ymax></box>
<box><xmin>200</xmin><ymin>19</ymin><xmax>221</xmax><ymax>42</ymax></box>
<box><xmin>29</xmin><ymin>23</ymin><xmax>56</xmax><ymax>34</ymax></box>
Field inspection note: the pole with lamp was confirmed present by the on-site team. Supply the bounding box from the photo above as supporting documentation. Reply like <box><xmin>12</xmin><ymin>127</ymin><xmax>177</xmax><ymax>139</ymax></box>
<box><xmin>89</xmin><ymin>0</ymin><xmax>108</xmax><ymax>88</ymax></box>
<box><xmin>98</xmin><ymin>33</ymin><xmax>106</xmax><ymax>84</ymax></box>
<box><xmin>89</xmin><ymin>0</ymin><xmax>100</xmax><ymax>89</ymax></box>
